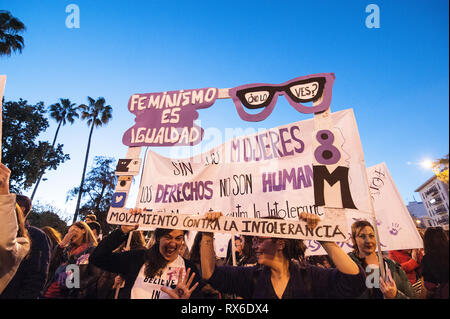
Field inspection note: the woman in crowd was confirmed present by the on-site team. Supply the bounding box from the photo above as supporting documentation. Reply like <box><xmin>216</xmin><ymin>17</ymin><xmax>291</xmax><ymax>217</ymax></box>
<box><xmin>348</xmin><ymin>220</ymin><xmax>415</xmax><ymax>299</ymax></box>
<box><xmin>239</xmin><ymin>235</ymin><xmax>258</xmax><ymax>267</ymax></box>
<box><xmin>1</xmin><ymin>195</ymin><xmax>52</xmax><ymax>299</ymax></box>
<box><xmin>421</xmin><ymin>227</ymin><xmax>449</xmax><ymax>299</ymax></box>
<box><xmin>89</xmin><ymin>208</ymin><xmax>202</xmax><ymax>299</ymax></box>
<box><xmin>0</xmin><ymin>163</ymin><xmax>30</xmax><ymax>294</ymax></box>
<box><xmin>388</xmin><ymin>248</ymin><xmax>425</xmax><ymax>298</ymax></box>
<box><xmin>225</xmin><ymin>236</ymin><xmax>243</xmax><ymax>266</ymax></box>
<box><xmin>42</xmin><ymin>221</ymin><xmax>101</xmax><ymax>299</ymax></box>
<box><xmin>200</xmin><ymin>212</ymin><xmax>366</xmax><ymax>299</ymax></box>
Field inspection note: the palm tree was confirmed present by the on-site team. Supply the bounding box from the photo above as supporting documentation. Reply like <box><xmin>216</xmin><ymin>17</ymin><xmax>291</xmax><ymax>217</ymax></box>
<box><xmin>0</xmin><ymin>10</ymin><xmax>26</xmax><ymax>56</ymax></box>
<box><xmin>73</xmin><ymin>97</ymin><xmax>113</xmax><ymax>223</ymax></box>
<box><xmin>30</xmin><ymin>98</ymin><xmax>79</xmax><ymax>201</ymax></box>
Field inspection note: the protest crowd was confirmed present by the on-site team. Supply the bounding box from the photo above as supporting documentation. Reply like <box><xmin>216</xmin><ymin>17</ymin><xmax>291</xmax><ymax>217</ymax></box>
<box><xmin>1</xmin><ymin>162</ymin><xmax>448</xmax><ymax>300</ymax></box>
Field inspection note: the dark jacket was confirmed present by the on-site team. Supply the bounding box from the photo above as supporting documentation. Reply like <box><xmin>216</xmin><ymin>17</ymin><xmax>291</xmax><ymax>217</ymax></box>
<box><xmin>207</xmin><ymin>261</ymin><xmax>366</xmax><ymax>299</ymax></box>
<box><xmin>348</xmin><ymin>252</ymin><xmax>416</xmax><ymax>299</ymax></box>
<box><xmin>421</xmin><ymin>254</ymin><xmax>449</xmax><ymax>285</ymax></box>
<box><xmin>89</xmin><ymin>228</ymin><xmax>204</xmax><ymax>299</ymax></box>
<box><xmin>0</xmin><ymin>226</ymin><xmax>52</xmax><ymax>299</ymax></box>
<box><xmin>96</xmin><ymin>270</ymin><xmax>119</xmax><ymax>299</ymax></box>
<box><xmin>421</xmin><ymin>254</ymin><xmax>449</xmax><ymax>299</ymax></box>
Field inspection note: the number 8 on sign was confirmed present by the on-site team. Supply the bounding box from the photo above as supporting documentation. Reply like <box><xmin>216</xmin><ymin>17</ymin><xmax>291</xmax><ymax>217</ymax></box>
<box><xmin>314</xmin><ymin>130</ymin><xmax>341</xmax><ymax>165</ymax></box>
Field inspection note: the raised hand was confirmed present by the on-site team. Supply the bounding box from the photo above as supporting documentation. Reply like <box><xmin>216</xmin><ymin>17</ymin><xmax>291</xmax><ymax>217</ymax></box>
<box><xmin>112</xmin><ymin>275</ymin><xmax>125</xmax><ymax>289</ymax></box>
<box><xmin>120</xmin><ymin>208</ymin><xmax>143</xmax><ymax>234</ymax></box>
<box><xmin>204</xmin><ymin>211</ymin><xmax>222</xmax><ymax>221</ymax></box>
<box><xmin>161</xmin><ymin>268</ymin><xmax>199</xmax><ymax>299</ymax></box>
<box><xmin>60</xmin><ymin>227</ymin><xmax>77</xmax><ymax>248</ymax></box>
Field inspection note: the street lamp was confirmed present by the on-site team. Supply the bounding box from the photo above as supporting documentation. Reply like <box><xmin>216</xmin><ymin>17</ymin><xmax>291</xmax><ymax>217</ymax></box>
<box><xmin>421</xmin><ymin>159</ymin><xmax>433</xmax><ymax>169</ymax></box>
<box><xmin>420</xmin><ymin>155</ymin><xmax>449</xmax><ymax>184</ymax></box>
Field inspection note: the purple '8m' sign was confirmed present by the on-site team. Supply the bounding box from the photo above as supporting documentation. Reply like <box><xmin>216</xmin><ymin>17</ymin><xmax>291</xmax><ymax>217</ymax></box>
<box><xmin>122</xmin><ymin>87</ymin><xmax>218</xmax><ymax>147</ymax></box>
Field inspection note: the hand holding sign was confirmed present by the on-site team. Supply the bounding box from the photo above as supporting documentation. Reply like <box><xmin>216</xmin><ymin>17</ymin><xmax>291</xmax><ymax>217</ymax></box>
<box><xmin>120</xmin><ymin>208</ymin><xmax>141</xmax><ymax>234</ymax></box>
<box><xmin>204</xmin><ymin>211</ymin><xmax>223</xmax><ymax>222</ymax></box>
<box><xmin>202</xmin><ymin>211</ymin><xmax>223</xmax><ymax>238</ymax></box>
<box><xmin>160</xmin><ymin>268</ymin><xmax>199</xmax><ymax>299</ymax></box>
<box><xmin>299</xmin><ymin>212</ymin><xmax>321</xmax><ymax>231</ymax></box>
<box><xmin>59</xmin><ymin>227</ymin><xmax>78</xmax><ymax>248</ymax></box>
<box><xmin>379</xmin><ymin>268</ymin><xmax>398</xmax><ymax>299</ymax></box>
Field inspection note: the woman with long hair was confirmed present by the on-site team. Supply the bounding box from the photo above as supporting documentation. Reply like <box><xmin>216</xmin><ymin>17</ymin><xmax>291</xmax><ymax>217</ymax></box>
<box><xmin>422</xmin><ymin>226</ymin><xmax>449</xmax><ymax>299</ymax></box>
<box><xmin>348</xmin><ymin>220</ymin><xmax>415</xmax><ymax>299</ymax></box>
<box><xmin>0</xmin><ymin>163</ymin><xmax>30</xmax><ymax>294</ymax></box>
<box><xmin>42</xmin><ymin>221</ymin><xmax>100</xmax><ymax>299</ymax></box>
<box><xmin>90</xmin><ymin>209</ymin><xmax>201</xmax><ymax>299</ymax></box>
<box><xmin>200</xmin><ymin>212</ymin><xmax>366</xmax><ymax>299</ymax></box>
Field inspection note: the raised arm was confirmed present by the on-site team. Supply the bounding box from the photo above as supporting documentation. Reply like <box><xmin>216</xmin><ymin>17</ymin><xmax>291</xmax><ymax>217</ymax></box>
<box><xmin>298</xmin><ymin>212</ymin><xmax>360</xmax><ymax>275</ymax></box>
<box><xmin>320</xmin><ymin>242</ymin><xmax>360</xmax><ymax>275</ymax></box>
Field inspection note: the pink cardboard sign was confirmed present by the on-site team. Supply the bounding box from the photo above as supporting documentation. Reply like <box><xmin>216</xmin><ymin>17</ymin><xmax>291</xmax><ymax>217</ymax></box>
<box><xmin>122</xmin><ymin>87</ymin><xmax>218</xmax><ymax>147</ymax></box>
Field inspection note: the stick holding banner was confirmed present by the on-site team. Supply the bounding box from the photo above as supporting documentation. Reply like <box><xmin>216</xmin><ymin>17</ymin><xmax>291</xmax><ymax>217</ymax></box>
<box><xmin>361</xmin><ymin>161</ymin><xmax>386</xmax><ymax>278</ymax></box>
<box><xmin>231</xmin><ymin>234</ymin><xmax>237</xmax><ymax>266</ymax></box>
<box><xmin>114</xmin><ymin>144</ymin><xmax>142</xmax><ymax>299</ymax></box>
<box><xmin>114</xmin><ymin>230</ymin><xmax>134</xmax><ymax>299</ymax></box>
<box><xmin>311</xmin><ymin>95</ymin><xmax>385</xmax><ymax>276</ymax></box>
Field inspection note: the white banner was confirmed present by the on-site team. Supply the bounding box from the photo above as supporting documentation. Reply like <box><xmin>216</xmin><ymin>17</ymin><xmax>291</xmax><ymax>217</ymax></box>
<box><xmin>305</xmin><ymin>162</ymin><xmax>424</xmax><ymax>255</ymax></box>
<box><xmin>112</xmin><ymin>109</ymin><xmax>373</xmax><ymax>243</ymax></box>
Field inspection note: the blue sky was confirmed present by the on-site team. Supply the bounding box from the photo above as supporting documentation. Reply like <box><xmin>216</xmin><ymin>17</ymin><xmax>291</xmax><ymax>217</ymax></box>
<box><xmin>1</xmin><ymin>0</ymin><xmax>448</xmax><ymax>220</ymax></box>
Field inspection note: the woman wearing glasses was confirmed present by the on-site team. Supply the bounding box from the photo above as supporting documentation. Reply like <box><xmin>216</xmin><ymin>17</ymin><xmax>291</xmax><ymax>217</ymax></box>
<box><xmin>200</xmin><ymin>212</ymin><xmax>366</xmax><ymax>299</ymax></box>
<box><xmin>89</xmin><ymin>209</ymin><xmax>202</xmax><ymax>299</ymax></box>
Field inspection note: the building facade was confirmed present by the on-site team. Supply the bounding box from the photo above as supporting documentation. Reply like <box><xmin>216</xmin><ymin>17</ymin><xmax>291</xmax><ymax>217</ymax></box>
<box><xmin>415</xmin><ymin>175</ymin><xmax>449</xmax><ymax>230</ymax></box>
<box><xmin>406</xmin><ymin>200</ymin><xmax>428</xmax><ymax>228</ymax></box>
<box><xmin>406</xmin><ymin>200</ymin><xmax>428</xmax><ymax>217</ymax></box>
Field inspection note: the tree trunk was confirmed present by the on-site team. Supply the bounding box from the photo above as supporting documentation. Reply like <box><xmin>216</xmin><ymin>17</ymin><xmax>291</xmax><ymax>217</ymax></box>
<box><xmin>30</xmin><ymin>119</ymin><xmax>63</xmax><ymax>201</ymax></box>
<box><xmin>73</xmin><ymin>121</ymin><xmax>95</xmax><ymax>223</ymax></box>
<box><xmin>95</xmin><ymin>183</ymin><xmax>107</xmax><ymax>213</ymax></box>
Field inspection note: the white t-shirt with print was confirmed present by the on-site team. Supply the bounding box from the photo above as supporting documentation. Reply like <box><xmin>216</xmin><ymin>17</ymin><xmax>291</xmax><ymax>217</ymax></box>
<box><xmin>131</xmin><ymin>255</ymin><xmax>186</xmax><ymax>299</ymax></box>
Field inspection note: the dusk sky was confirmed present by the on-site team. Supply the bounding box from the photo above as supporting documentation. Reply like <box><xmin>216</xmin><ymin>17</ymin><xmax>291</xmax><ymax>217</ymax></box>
<box><xmin>1</xmin><ymin>0</ymin><xmax>448</xmax><ymax>221</ymax></box>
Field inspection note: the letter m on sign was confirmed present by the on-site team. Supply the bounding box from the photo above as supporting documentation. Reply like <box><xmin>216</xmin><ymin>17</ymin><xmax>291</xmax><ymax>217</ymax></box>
<box><xmin>313</xmin><ymin>165</ymin><xmax>357</xmax><ymax>209</ymax></box>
